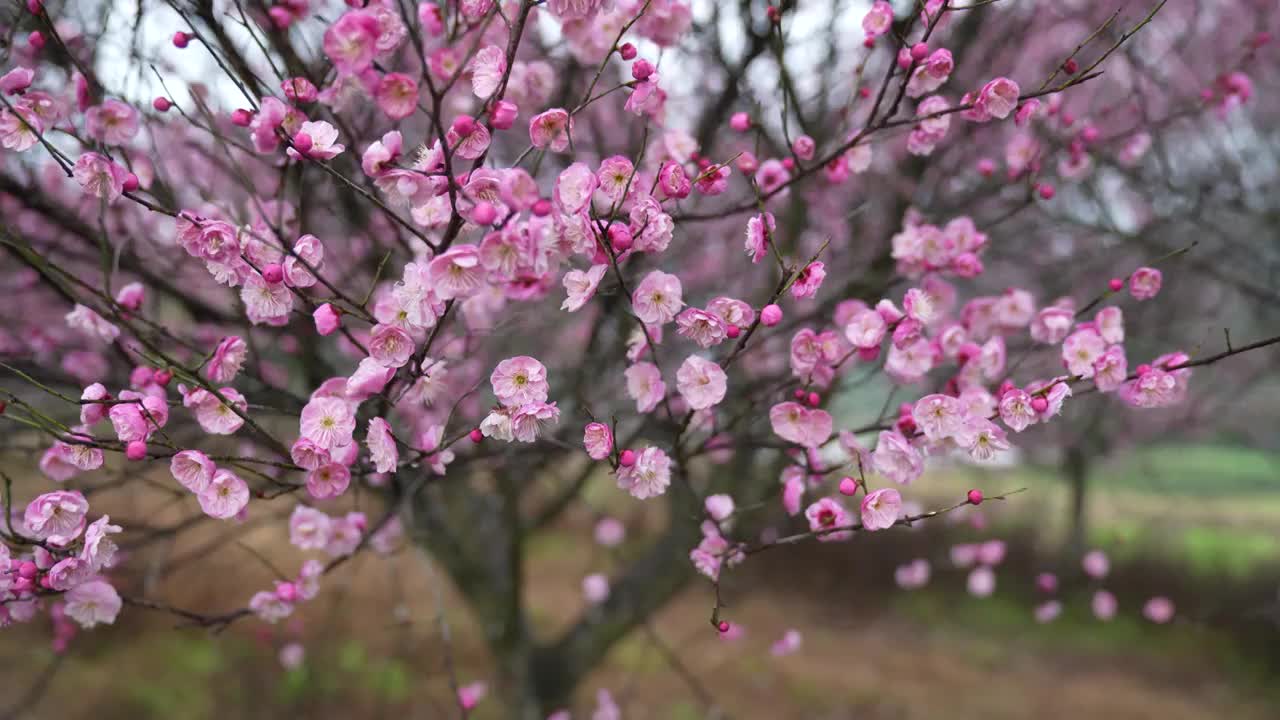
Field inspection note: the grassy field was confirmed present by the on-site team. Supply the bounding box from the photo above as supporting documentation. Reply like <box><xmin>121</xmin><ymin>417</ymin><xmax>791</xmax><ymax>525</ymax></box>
<box><xmin>3</xmin><ymin>444</ymin><xmax>1279</xmax><ymax>718</ymax></box>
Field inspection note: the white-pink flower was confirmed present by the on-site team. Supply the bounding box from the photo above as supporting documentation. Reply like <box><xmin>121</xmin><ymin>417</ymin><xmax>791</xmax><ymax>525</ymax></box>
<box><xmin>583</xmin><ymin>422</ymin><xmax>613</xmax><ymax>460</ymax></box>
<box><xmin>975</xmin><ymin>77</ymin><xmax>1020</xmax><ymax>120</ymax></box>
<box><xmin>198</xmin><ymin>469</ymin><xmax>249</xmax><ymax>519</ymax></box>
<box><xmin>912</xmin><ymin>393</ymin><xmax>967</xmax><ymax>441</ymax></box>
<box><xmin>805</xmin><ymin>497</ymin><xmax>852</xmax><ymax>541</ymax></box>
<box><xmin>561</xmin><ymin>264</ymin><xmax>607</xmax><ymax>312</ymax></box>
<box><xmin>675</xmin><ymin>308</ymin><xmax>728</xmax><ymax>348</ymax></box>
<box><xmin>63</xmin><ymin>579</ymin><xmax>122</xmax><ymax>628</ymax></box>
<box><xmin>625</xmin><ymin>362</ymin><xmax>666</xmax><ymax>413</ymax></box>
<box><xmin>1063</xmin><ymin>328</ymin><xmax>1106</xmax><ymax>378</ymax></box>
<box><xmin>490</xmin><ymin>356</ymin><xmax>549</xmax><ymax>407</ymax></box>
<box><xmin>289</xmin><ymin>505</ymin><xmax>333</xmax><ymax>551</ymax></box>
<box><xmin>860</xmin><ymin>488</ymin><xmax>902</xmax><ymax>531</ymax></box>
<box><xmin>469</xmin><ymin>45</ymin><xmax>506</xmax><ymax>98</ymax></box>
<box><xmin>170</xmin><ymin>449</ymin><xmax>216</xmax><ymax>493</ymax></box>
<box><xmin>427</xmin><ymin>245</ymin><xmax>485</xmax><ymax>300</ymax></box>
<box><xmin>287</xmin><ymin>120</ymin><xmax>345</xmax><ymax>160</ymax></box>
<box><xmin>675</xmin><ymin>355</ymin><xmax>727</xmax><ymax>410</ymax></box>
<box><xmin>615</xmin><ymin>446</ymin><xmax>672</xmax><ymax>500</ymax></box>
<box><xmin>529</xmin><ymin>108</ymin><xmax>572</xmax><ymax>152</ymax></box>
<box><xmin>769</xmin><ymin>402</ymin><xmax>833</xmax><ymax>448</ymax></box>
<box><xmin>872</xmin><ymin>431</ymin><xmax>924</xmax><ymax>484</ymax></box>
<box><xmin>366</xmin><ymin>417</ymin><xmax>398</xmax><ymax>474</ymax></box>
<box><xmin>207</xmin><ymin>336</ymin><xmax>247</xmax><ymax>383</ymax></box>
<box><xmin>632</xmin><ymin>271</ymin><xmax>683</xmax><ymax>325</ymax></box>
<box><xmin>300</xmin><ymin>396</ymin><xmax>357</xmax><ymax>450</ymax></box>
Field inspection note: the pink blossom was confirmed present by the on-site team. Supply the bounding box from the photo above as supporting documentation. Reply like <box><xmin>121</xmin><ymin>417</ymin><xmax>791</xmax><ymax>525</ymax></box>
<box><xmin>862</xmin><ymin>1</ymin><xmax>894</xmax><ymax>36</ymax></box>
<box><xmin>805</xmin><ymin>497</ymin><xmax>852</xmax><ymax>541</ymax></box>
<box><xmin>957</xmin><ymin>418</ymin><xmax>1011</xmax><ymax>461</ymax></box>
<box><xmin>1092</xmin><ymin>590</ymin><xmax>1117</xmax><ymax>621</ymax></box>
<box><xmin>323</xmin><ymin>10</ymin><xmax>380</xmax><ymax>74</ymax></box>
<box><xmin>289</xmin><ymin>505</ymin><xmax>332</xmax><ymax>550</ymax></box>
<box><xmin>625</xmin><ymin>362</ymin><xmax>666</xmax><ymax>414</ymax></box>
<box><xmin>594</xmin><ymin>517</ymin><xmax>625</xmax><ymax>546</ymax></box>
<box><xmin>65</xmin><ymin>304</ymin><xmax>120</xmax><ymax>343</ymax></box>
<box><xmin>1082</xmin><ymin>549</ymin><xmax>1110</xmax><ymax>579</ymax></box>
<box><xmin>895</xmin><ymin>558</ymin><xmax>932</xmax><ymax>589</ymax></box>
<box><xmin>250</xmin><ymin>590</ymin><xmax>294</xmax><ymax>623</ymax></box>
<box><xmin>1121</xmin><ymin>366</ymin><xmax>1180</xmax><ymax>408</ymax></box>
<box><xmin>912</xmin><ymin>393</ymin><xmax>967</xmax><ymax>441</ymax></box>
<box><xmin>632</xmin><ymin>270</ymin><xmax>683</xmax><ymax>325</ymax></box>
<box><xmin>287</xmin><ymin>120</ymin><xmax>344</xmax><ymax>160</ymax></box>
<box><xmin>769</xmin><ymin>402</ymin><xmax>833</xmax><ymax>448</ymax></box>
<box><xmin>1035</xmin><ymin>600</ymin><xmax>1063</xmax><ymax>624</ymax></box>
<box><xmin>299</xmin><ymin>396</ymin><xmax>356</xmax><ymax>450</ymax></box>
<box><xmin>554</xmin><ymin>162</ymin><xmax>597</xmax><ymax>215</ymax></box>
<box><xmin>744</xmin><ymin>212</ymin><xmax>775</xmax><ymax>264</ymax></box>
<box><xmin>198</xmin><ymin>469</ymin><xmax>250</xmax><ymax>519</ymax></box>
<box><xmin>170</xmin><ymin>449</ymin><xmax>216</xmax><ymax>493</ymax></box>
<box><xmin>84</xmin><ymin>99</ymin><xmax>139</xmax><ymax>145</ymax></box>
<box><xmin>314</xmin><ymin>304</ymin><xmax>341</xmax><ymax>335</ymax></box>
<box><xmin>789</xmin><ymin>262</ymin><xmax>826</xmax><ymax>300</ymax></box>
<box><xmin>967</xmin><ymin>566</ymin><xmax>996</xmax><ymax>597</ymax></box>
<box><xmin>657</xmin><ymin>160</ymin><xmax>691</xmax><ymax>199</ymax></box>
<box><xmin>0</xmin><ymin>104</ymin><xmax>42</xmax><ymax>151</ymax></box>
<box><xmin>1093</xmin><ymin>345</ymin><xmax>1128</xmax><ymax>393</ymax></box>
<box><xmin>240</xmin><ymin>274</ymin><xmax>293</xmax><ymax>325</ymax></box>
<box><xmin>306</xmin><ymin>462</ymin><xmax>352</xmax><ymax>500</ymax></box>
<box><xmin>1143</xmin><ymin>596</ymin><xmax>1175</xmax><ymax>624</ymax></box>
<box><xmin>529</xmin><ymin>108</ymin><xmax>572</xmax><ymax>152</ymax></box>
<box><xmin>63</xmin><ymin>580</ymin><xmax>122</xmax><ymax>628</ymax></box>
<box><xmin>860</xmin><ymin>488</ymin><xmax>902</xmax><ymax>531</ymax></box>
<box><xmin>1030</xmin><ymin>306</ymin><xmax>1074</xmax><ymax>344</ymax></box>
<box><xmin>975</xmin><ymin>77</ymin><xmax>1020</xmax><ymax>120</ymax></box>
<box><xmin>491</xmin><ymin>356</ymin><xmax>550</xmax><ymax>407</ymax></box>
<box><xmin>368</xmin><ymin>324</ymin><xmax>415</xmax><ymax>368</ymax></box>
<box><xmin>615</xmin><ymin>446</ymin><xmax>672</xmax><ymax>499</ymax></box>
<box><xmin>511</xmin><ymin>402</ymin><xmax>561</xmax><ymax>442</ymax></box>
<box><xmin>675</xmin><ymin>308</ymin><xmax>728</xmax><ymax>348</ymax></box>
<box><xmin>207</xmin><ymin>336</ymin><xmax>247</xmax><ymax>383</ymax></box>
<box><xmin>583</xmin><ymin>422</ymin><xmax>613</xmax><ymax>460</ymax></box>
<box><xmin>1063</xmin><ymin>328</ymin><xmax>1106</xmax><ymax>378</ymax></box>
<box><xmin>998</xmin><ymin>388</ymin><xmax>1037</xmax><ymax>433</ymax></box>
<box><xmin>754</xmin><ymin>158</ymin><xmax>791</xmax><ymax>195</ymax></box>
<box><xmin>844</xmin><ymin>308</ymin><xmax>887</xmax><ymax>349</ymax></box>
<box><xmin>1129</xmin><ymin>267</ymin><xmax>1162</xmax><ymax>300</ymax></box>
<box><xmin>676</xmin><ymin>355</ymin><xmax>727</xmax><ymax>410</ymax></box>
<box><xmin>872</xmin><ymin>431</ymin><xmax>924</xmax><ymax>484</ymax></box>
<box><xmin>73</xmin><ymin>152</ymin><xmax>129</xmax><ymax>202</ymax></box>
<box><xmin>561</xmin><ymin>264</ymin><xmax>607</xmax><ymax>312</ymax></box>
<box><xmin>427</xmin><ymin>245</ymin><xmax>485</xmax><ymax>299</ymax></box>
<box><xmin>24</xmin><ymin>490</ymin><xmax>89</xmax><ymax>544</ymax></box>
<box><xmin>366</xmin><ymin>417</ymin><xmax>398</xmax><ymax>474</ymax></box>
<box><xmin>184</xmin><ymin>387</ymin><xmax>248</xmax><ymax>435</ymax></box>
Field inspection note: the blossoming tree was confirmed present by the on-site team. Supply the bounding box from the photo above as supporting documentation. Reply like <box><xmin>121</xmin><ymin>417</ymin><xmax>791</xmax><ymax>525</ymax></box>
<box><xmin>2</xmin><ymin>0</ymin><xmax>1278</xmax><ymax>715</ymax></box>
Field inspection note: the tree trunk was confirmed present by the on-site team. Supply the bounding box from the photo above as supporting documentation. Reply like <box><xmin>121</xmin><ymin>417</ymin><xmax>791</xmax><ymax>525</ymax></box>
<box><xmin>1064</xmin><ymin>444</ymin><xmax>1089</xmax><ymax>554</ymax></box>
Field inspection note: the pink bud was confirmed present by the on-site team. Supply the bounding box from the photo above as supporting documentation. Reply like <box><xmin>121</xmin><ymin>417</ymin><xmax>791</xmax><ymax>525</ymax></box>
<box><xmin>911</xmin><ymin>43</ymin><xmax>929</xmax><ymax>61</ymax></box>
<box><xmin>791</xmin><ymin>135</ymin><xmax>815</xmax><ymax>161</ymax></box>
<box><xmin>490</xmin><ymin>100</ymin><xmax>518</xmax><ymax>130</ymax></box>
<box><xmin>276</xmin><ymin>582</ymin><xmax>299</xmax><ymax>602</ymax></box>
<box><xmin>619</xmin><ymin>42</ymin><xmax>637</xmax><ymax>60</ymax></box>
<box><xmin>471</xmin><ymin>201</ymin><xmax>497</xmax><ymax>225</ymax></box>
<box><xmin>863</xmin><ymin>35</ymin><xmax>876</xmax><ymax>49</ymax></box>
<box><xmin>619</xmin><ymin>449</ymin><xmax>636</xmax><ymax>468</ymax></box>
<box><xmin>230</xmin><ymin>108</ymin><xmax>253</xmax><ymax>127</ymax></box>
<box><xmin>172</xmin><ymin>31</ymin><xmax>191</xmax><ymax>49</ymax></box>
<box><xmin>729</xmin><ymin>112</ymin><xmax>751</xmax><ymax>132</ymax></box>
<box><xmin>1030</xmin><ymin>396</ymin><xmax>1049</xmax><ymax>413</ymax></box>
<box><xmin>122</xmin><ymin>173</ymin><xmax>140</xmax><ymax>193</ymax></box>
<box><xmin>1108</xmin><ymin>278</ymin><xmax>1124</xmax><ymax>291</ymax></box>
<box><xmin>268</xmin><ymin>6</ymin><xmax>293</xmax><ymax>29</ymax></box>
<box><xmin>976</xmin><ymin>158</ymin><xmax>996</xmax><ymax>177</ymax></box>
<box><xmin>1036</xmin><ymin>572</ymin><xmax>1058</xmax><ymax>593</ymax></box>
<box><xmin>760</xmin><ymin>304</ymin><xmax>783</xmax><ymax>327</ymax></box>
<box><xmin>1063</xmin><ymin>58</ymin><xmax>1079</xmax><ymax>74</ymax></box>
<box><xmin>793</xmin><ymin>388</ymin><xmax>806</xmax><ymax>400</ymax></box>
<box><xmin>767</xmin><ymin>5</ymin><xmax>781</xmax><ymax>23</ymax></box>
<box><xmin>736</xmin><ymin>151</ymin><xmax>758</xmax><ymax>174</ymax></box>
<box><xmin>262</xmin><ymin>263</ymin><xmax>284</xmax><ymax>284</ymax></box>
<box><xmin>897</xmin><ymin>48</ymin><xmax>913</xmax><ymax>70</ymax></box>
<box><xmin>126</xmin><ymin>440</ymin><xmax>147</xmax><ymax>460</ymax></box>
<box><xmin>313</xmin><ymin>303</ymin><xmax>341</xmax><ymax>336</ymax></box>
<box><xmin>781</xmin><ymin>157</ymin><xmax>795</xmax><ymax>171</ymax></box>
<box><xmin>469</xmin><ymin>429</ymin><xmax>483</xmax><ymax>443</ymax></box>
<box><xmin>532</xmin><ymin>198</ymin><xmax>552</xmax><ymax>217</ymax></box>
<box><xmin>451</xmin><ymin>114</ymin><xmax>476</xmax><ymax>137</ymax></box>
<box><xmin>17</xmin><ymin>561</ymin><xmax>37</xmax><ymax>579</ymax></box>
<box><xmin>153</xmin><ymin>96</ymin><xmax>172</xmax><ymax>112</ymax></box>
<box><xmin>28</xmin><ymin>31</ymin><xmax>45</xmax><ymax>51</ymax></box>
<box><xmin>1080</xmin><ymin>126</ymin><xmax>1100</xmax><ymax>144</ymax></box>
<box><xmin>27</xmin><ymin>0</ymin><xmax>42</xmax><ymax>14</ymax></box>
<box><xmin>967</xmin><ymin>489</ymin><xmax>984</xmax><ymax>505</ymax></box>
<box><xmin>857</xmin><ymin>346</ymin><xmax>880</xmax><ymax>362</ymax></box>
<box><xmin>608</xmin><ymin>224</ymin><xmax>632</xmax><ymax>252</ymax></box>
<box><xmin>726</xmin><ymin>324</ymin><xmax>741</xmax><ymax>339</ymax></box>
<box><xmin>838</xmin><ymin>477</ymin><xmax>858</xmax><ymax>496</ymax></box>
<box><xmin>292</xmin><ymin>131</ymin><xmax>313</xmax><ymax>155</ymax></box>
<box><xmin>806</xmin><ymin>392</ymin><xmax>820</xmax><ymax>407</ymax></box>
<box><xmin>1136</xmin><ymin>363</ymin><xmax>1151</xmax><ymax>375</ymax></box>
<box><xmin>631</xmin><ymin>59</ymin><xmax>655</xmax><ymax>81</ymax></box>
<box><xmin>717</xmin><ymin>620</ymin><xmax>730</xmax><ymax>633</ymax></box>
<box><xmin>1037</xmin><ymin>183</ymin><xmax>1055</xmax><ymax>200</ymax></box>
<box><xmin>896</xmin><ymin>416</ymin><xmax>917</xmax><ymax>435</ymax></box>
<box><xmin>154</xmin><ymin>370</ymin><xmax>173</xmax><ymax>386</ymax></box>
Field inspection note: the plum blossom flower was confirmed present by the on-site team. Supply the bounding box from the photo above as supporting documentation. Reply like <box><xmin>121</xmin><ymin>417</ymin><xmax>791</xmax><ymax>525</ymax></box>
<box><xmin>250</xmin><ymin>591</ymin><xmax>294</xmax><ymax>623</ymax></box>
<box><xmin>625</xmin><ymin>362</ymin><xmax>666</xmax><ymax>413</ymax></box>
<box><xmin>427</xmin><ymin>245</ymin><xmax>485</xmax><ymax>299</ymax></box>
<box><xmin>860</xmin><ymin>488</ymin><xmax>902</xmax><ymax>531</ymax></box>
<box><xmin>185</xmin><ymin>387</ymin><xmax>248</xmax><ymax>435</ymax></box>
<box><xmin>287</xmin><ymin>120</ymin><xmax>345</xmax><ymax>160</ymax></box>
<box><xmin>323</xmin><ymin>10</ymin><xmax>381</xmax><ymax>74</ymax></box>
<box><xmin>789</xmin><ymin>262</ymin><xmax>826</xmax><ymax>300</ymax></box>
<box><xmin>1092</xmin><ymin>590</ymin><xmax>1117</xmax><ymax>621</ymax></box>
<box><xmin>1143</xmin><ymin>596</ymin><xmax>1175</xmax><ymax>624</ymax></box>
<box><xmin>511</xmin><ymin>402</ymin><xmax>561</xmax><ymax>442</ymax></box>
<box><xmin>0</xmin><ymin>105</ymin><xmax>42</xmax><ymax>152</ymax></box>
<box><xmin>306</xmin><ymin>462</ymin><xmax>352</xmax><ymax>500</ymax></box>
<box><xmin>967</xmin><ymin>566</ymin><xmax>996</xmax><ymax>597</ymax></box>
<box><xmin>676</xmin><ymin>355</ymin><xmax>727</xmax><ymax>410</ymax></box>
<box><xmin>207</xmin><ymin>336</ymin><xmax>247</xmax><ymax>383</ymax></box>
<box><xmin>912</xmin><ymin>394</ymin><xmax>967</xmax><ymax>441</ymax></box>
<box><xmin>872</xmin><ymin>431</ymin><xmax>924</xmax><ymax>484</ymax></box>
<box><xmin>896</xmin><ymin>559</ymin><xmax>932</xmax><ymax>589</ymax></box>
<box><xmin>198</xmin><ymin>469</ymin><xmax>250</xmax><ymax>519</ymax></box>
<box><xmin>632</xmin><ymin>271</ymin><xmax>683</xmax><ymax>325</ymax></box>
<box><xmin>529</xmin><ymin>108</ymin><xmax>572</xmax><ymax>152</ymax></box>
<box><xmin>615</xmin><ymin>446</ymin><xmax>672</xmax><ymax>499</ymax></box>
<box><xmin>289</xmin><ymin>505</ymin><xmax>332</xmax><ymax>550</ymax></box>
<box><xmin>805</xmin><ymin>498</ymin><xmax>852</xmax><ymax>541</ymax></box>
<box><xmin>85</xmin><ymin>99</ymin><xmax>139</xmax><ymax>145</ymax></box>
<box><xmin>240</xmin><ymin>274</ymin><xmax>294</xmax><ymax>325</ymax></box>
<box><xmin>975</xmin><ymin>77</ymin><xmax>1020</xmax><ymax>120</ymax></box>
<box><xmin>1093</xmin><ymin>345</ymin><xmax>1128</xmax><ymax>393</ymax></box>
<box><xmin>490</xmin><ymin>356</ymin><xmax>549</xmax><ymax>407</ymax></box>
<box><xmin>554</xmin><ymin>162</ymin><xmax>597</xmax><ymax>215</ymax></box>
<box><xmin>769</xmin><ymin>402</ymin><xmax>833</xmax><ymax>447</ymax></box>
<box><xmin>845</xmin><ymin>308</ymin><xmax>887</xmax><ymax>349</ymax></box>
<box><xmin>24</xmin><ymin>491</ymin><xmax>89</xmax><ymax>544</ymax></box>
<box><xmin>1129</xmin><ymin>267</ymin><xmax>1162</xmax><ymax>300</ymax></box>
<box><xmin>369</xmin><ymin>324</ymin><xmax>415</xmax><ymax>368</ymax></box>
<box><xmin>366</xmin><ymin>417</ymin><xmax>398</xmax><ymax>474</ymax></box>
<box><xmin>956</xmin><ymin>418</ymin><xmax>1011</xmax><ymax>461</ymax></box>
<box><xmin>63</xmin><ymin>580</ymin><xmax>122</xmax><ymax>628</ymax></box>
<box><xmin>300</xmin><ymin>396</ymin><xmax>356</xmax><ymax>450</ymax></box>
<box><xmin>675</xmin><ymin>308</ymin><xmax>727</xmax><ymax>348</ymax></box>
<box><xmin>561</xmin><ymin>265</ymin><xmax>607</xmax><ymax>312</ymax></box>
<box><xmin>1063</xmin><ymin>328</ymin><xmax>1106</xmax><ymax>378</ymax></box>
<box><xmin>745</xmin><ymin>212</ymin><xmax>775</xmax><ymax>263</ymax></box>
<box><xmin>469</xmin><ymin>45</ymin><xmax>506</xmax><ymax>97</ymax></box>
<box><xmin>583</xmin><ymin>422</ymin><xmax>613</xmax><ymax>460</ymax></box>
<box><xmin>1082</xmin><ymin>549</ymin><xmax>1110</xmax><ymax>579</ymax></box>
<box><xmin>998</xmin><ymin>388</ymin><xmax>1037</xmax><ymax>432</ymax></box>
<box><xmin>1030</xmin><ymin>306</ymin><xmax>1074</xmax><ymax>344</ymax></box>
<box><xmin>65</xmin><ymin>304</ymin><xmax>120</xmax><ymax>343</ymax></box>
<box><xmin>1121</xmin><ymin>366</ymin><xmax>1179</xmax><ymax>408</ymax></box>
<box><xmin>170</xmin><ymin>449</ymin><xmax>216</xmax><ymax>493</ymax></box>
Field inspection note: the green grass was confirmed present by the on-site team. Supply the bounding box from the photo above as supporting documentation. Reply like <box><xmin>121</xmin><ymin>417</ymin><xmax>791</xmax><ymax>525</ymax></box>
<box><xmin>1098</xmin><ymin>445</ymin><xmax>1280</xmax><ymax>496</ymax></box>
